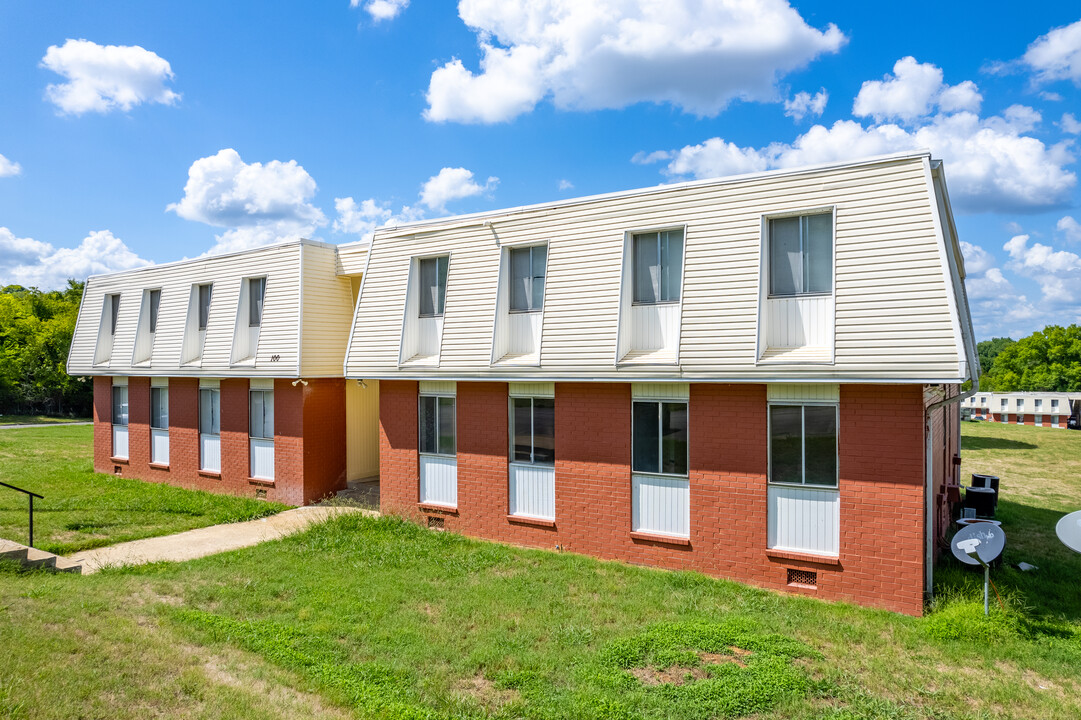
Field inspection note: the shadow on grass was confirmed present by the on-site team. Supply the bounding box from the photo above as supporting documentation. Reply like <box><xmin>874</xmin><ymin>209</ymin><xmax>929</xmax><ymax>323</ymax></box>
<box><xmin>961</xmin><ymin>435</ymin><xmax>1038</xmax><ymax>451</ymax></box>
<box><xmin>935</xmin><ymin>498</ymin><xmax>1081</xmax><ymax>627</ymax></box>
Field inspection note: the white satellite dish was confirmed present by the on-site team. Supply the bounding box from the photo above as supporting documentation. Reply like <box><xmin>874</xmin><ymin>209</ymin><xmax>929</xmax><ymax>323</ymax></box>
<box><xmin>1056</xmin><ymin>510</ymin><xmax>1081</xmax><ymax>554</ymax></box>
<box><xmin>951</xmin><ymin>524</ymin><xmax>1007</xmax><ymax>615</ymax></box>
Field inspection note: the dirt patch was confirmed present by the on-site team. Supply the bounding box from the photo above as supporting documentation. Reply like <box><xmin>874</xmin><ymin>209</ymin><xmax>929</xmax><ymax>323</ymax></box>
<box><xmin>453</xmin><ymin>674</ymin><xmax>520</xmax><ymax>710</ymax></box>
<box><xmin>700</xmin><ymin>647</ymin><xmax>750</xmax><ymax>668</ymax></box>
<box><xmin>631</xmin><ymin>647</ymin><xmax>753</xmax><ymax>686</ymax></box>
<box><xmin>202</xmin><ymin>654</ymin><xmax>353</xmax><ymax>719</ymax></box>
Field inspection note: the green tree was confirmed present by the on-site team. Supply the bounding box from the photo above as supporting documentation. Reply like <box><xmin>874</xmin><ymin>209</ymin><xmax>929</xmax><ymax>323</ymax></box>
<box><xmin>983</xmin><ymin>325</ymin><xmax>1081</xmax><ymax>392</ymax></box>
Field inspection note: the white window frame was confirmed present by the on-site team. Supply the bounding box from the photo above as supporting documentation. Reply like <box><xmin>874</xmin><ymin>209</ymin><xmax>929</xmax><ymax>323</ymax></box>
<box><xmin>111</xmin><ymin>383</ymin><xmax>129</xmax><ymax>459</ymax></box>
<box><xmin>767</xmin><ymin>402</ymin><xmax>839</xmax><ymax>488</ymax></box>
<box><xmin>418</xmin><ymin>391</ymin><xmax>456</xmax><ymax>457</ymax></box>
<box><xmin>630</xmin><ymin>227</ymin><xmax>685</xmax><ymax>306</ymax></box>
<box><xmin>248</xmin><ymin>276</ymin><xmax>267</xmax><ymax>328</ymax></box>
<box><xmin>148</xmin><ymin>288</ymin><xmax>161</xmax><ymax>334</ymax></box>
<box><xmin>765</xmin><ymin>208</ymin><xmax>836</xmax><ymax>299</ymax></box>
<box><xmin>508</xmin><ymin>244</ymin><xmax>547</xmax><ymax>313</ymax></box>
<box><xmin>199</xmin><ymin>387</ymin><xmax>221</xmax><ymax>472</ymax></box>
<box><xmin>150</xmin><ymin>383</ymin><xmax>169</xmax><ymax>465</ymax></box>
<box><xmin>417</xmin><ymin>255</ymin><xmax>450</xmax><ymax>318</ymax></box>
<box><xmin>630</xmin><ymin>395</ymin><xmax>690</xmax><ymax>538</ymax></box>
<box><xmin>508</xmin><ymin>388</ymin><xmax>556</xmax><ymax>520</ymax></box>
<box><xmin>197</xmin><ymin>283</ymin><xmax>213</xmax><ymax>331</ymax></box>
<box><xmin>249</xmin><ymin>387</ymin><xmax>274</xmax><ymax>480</ymax></box>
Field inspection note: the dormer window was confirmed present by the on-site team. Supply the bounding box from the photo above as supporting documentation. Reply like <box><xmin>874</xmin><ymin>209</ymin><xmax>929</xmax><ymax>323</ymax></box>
<box><xmin>768</xmin><ymin>213</ymin><xmax>832</xmax><ymax>297</ymax></box>
<box><xmin>633</xmin><ymin>229</ymin><xmax>682</xmax><ymax>304</ymax></box>
<box><xmin>249</xmin><ymin>277</ymin><xmax>266</xmax><ymax>327</ymax></box>
<box><xmin>109</xmin><ymin>294</ymin><xmax>121</xmax><ymax>335</ymax></box>
<box><xmin>149</xmin><ymin>289</ymin><xmax>161</xmax><ymax>333</ymax></box>
<box><xmin>418</xmin><ymin>256</ymin><xmax>448</xmax><ymax>317</ymax></box>
<box><xmin>509</xmin><ymin>245</ymin><xmax>546</xmax><ymax>312</ymax></box>
<box><xmin>198</xmin><ymin>284</ymin><xmax>213</xmax><ymax>331</ymax></box>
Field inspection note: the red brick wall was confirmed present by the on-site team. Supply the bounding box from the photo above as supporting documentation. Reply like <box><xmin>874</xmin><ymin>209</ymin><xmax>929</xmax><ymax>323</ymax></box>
<box><xmin>91</xmin><ymin>376</ymin><xmax>348</xmax><ymax>506</ymax></box>
<box><xmin>378</xmin><ymin>380</ymin><xmax>930</xmax><ymax>615</ymax></box>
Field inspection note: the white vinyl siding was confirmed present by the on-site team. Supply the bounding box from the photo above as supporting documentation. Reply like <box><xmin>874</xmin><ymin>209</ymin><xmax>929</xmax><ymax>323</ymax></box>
<box><xmin>301</xmin><ymin>243</ymin><xmax>358</xmax><ymax>376</ymax></box>
<box><xmin>419</xmin><ymin>455</ymin><xmax>457</xmax><ymax>508</ymax></box>
<box><xmin>249</xmin><ymin>389</ymin><xmax>274</xmax><ymax>480</ymax></box>
<box><xmin>508</xmin><ymin>464</ymin><xmax>555</xmax><ymax>520</ymax></box>
<box><xmin>199</xmin><ymin>388</ymin><xmax>221</xmax><ymax>473</ymax></box>
<box><xmin>344</xmin><ymin>155</ymin><xmax>965</xmax><ymax>382</ymax></box>
<box><xmin>508</xmin><ymin>392</ymin><xmax>555</xmax><ymax>520</ymax></box>
<box><xmin>632</xmin><ymin>475</ymin><xmax>690</xmax><ymax>538</ymax></box>
<box><xmin>767</xmin><ymin>485</ymin><xmax>840</xmax><ymax>556</ymax></box>
<box><xmin>631</xmin><ymin>397</ymin><xmax>689</xmax><ymax>537</ymax></box>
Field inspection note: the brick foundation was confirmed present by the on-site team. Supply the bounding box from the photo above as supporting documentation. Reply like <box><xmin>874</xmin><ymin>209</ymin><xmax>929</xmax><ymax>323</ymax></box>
<box><xmin>93</xmin><ymin>377</ymin><xmax>347</xmax><ymax>506</ymax></box>
<box><xmin>379</xmin><ymin>380</ymin><xmax>941</xmax><ymax>615</ymax></box>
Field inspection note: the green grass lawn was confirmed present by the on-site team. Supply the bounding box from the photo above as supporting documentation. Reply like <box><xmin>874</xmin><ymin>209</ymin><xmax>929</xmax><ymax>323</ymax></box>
<box><xmin>0</xmin><ymin>425</ymin><xmax>288</xmax><ymax>554</ymax></box>
<box><xmin>0</xmin><ymin>414</ymin><xmax>90</xmax><ymax>425</ymax></box>
<box><xmin>0</xmin><ymin>422</ymin><xmax>1080</xmax><ymax>719</ymax></box>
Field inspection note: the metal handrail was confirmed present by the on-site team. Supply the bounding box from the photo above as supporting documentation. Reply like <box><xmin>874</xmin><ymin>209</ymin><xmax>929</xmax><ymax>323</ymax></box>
<box><xmin>0</xmin><ymin>481</ymin><xmax>43</xmax><ymax>548</ymax></box>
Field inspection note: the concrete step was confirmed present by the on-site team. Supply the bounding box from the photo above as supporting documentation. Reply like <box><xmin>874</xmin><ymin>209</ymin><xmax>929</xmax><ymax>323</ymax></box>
<box><xmin>0</xmin><ymin>538</ymin><xmax>81</xmax><ymax>574</ymax></box>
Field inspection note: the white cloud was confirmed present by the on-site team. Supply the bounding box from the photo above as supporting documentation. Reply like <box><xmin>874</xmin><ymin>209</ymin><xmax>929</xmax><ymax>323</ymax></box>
<box><xmin>1021</xmin><ymin>19</ymin><xmax>1081</xmax><ymax>86</ymax></box>
<box><xmin>351</xmin><ymin>0</ymin><xmax>409</xmax><ymax>22</ymax></box>
<box><xmin>642</xmin><ymin>107</ymin><xmax>1076</xmax><ymax>213</ymax></box>
<box><xmin>419</xmin><ymin>167</ymin><xmax>498</xmax><ymax>211</ymax></box>
<box><xmin>424</xmin><ymin>0</ymin><xmax>846</xmax><ymax>123</ymax></box>
<box><xmin>1059</xmin><ymin>112</ymin><xmax>1081</xmax><ymax>134</ymax></box>
<box><xmin>0</xmin><ymin>228</ymin><xmax>150</xmax><ymax>289</ymax></box>
<box><xmin>0</xmin><ymin>153</ymin><xmax>21</xmax><ymax>177</ymax></box>
<box><xmin>960</xmin><ymin>249</ymin><xmax>1043</xmax><ymax>338</ymax></box>
<box><xmin>558</xmin><ymin>179</ymin><xmax>574</xmax><ymax>191</ymax></box>
<box><xmin>1057</xmin><ymin>215</ymin><xmax>1081</xmax><ymax>243</ymax></box>
<box><xmin>167</xmin><ymin>149</ymin><xmax>327</xmax><ymax>255</ymax></box>
<box><xmin>784</xmin><ymin>89</ymin><xmax>827</xmax><ymax>121</ymax></box>
<box><xmin>1039</xmin><ymin>91</ymin><xmax>1064</xmax><ymax>101</ymax></box>
<box><xmin>852</xmin><ymin>57</ymin><xmax>981</xmax><ymax>122</ymax></box>
<box><xmin>1004</xmin><ymin>233</ymin><xmax>1081</xmax><ymax>306</ymax></box>
<box><xmin>40</xmin><ymin>39</ymin><xmax>180</xmax><ymax>115</ymax></box>
<box><xmin>960</xmin><ymin>240</ymin><xmax>995</xmax><ymax>275</ymax></box>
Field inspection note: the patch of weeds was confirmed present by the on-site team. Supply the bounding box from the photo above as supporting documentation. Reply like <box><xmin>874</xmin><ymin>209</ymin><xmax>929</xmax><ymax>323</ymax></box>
<box><xmin>594</xmin><ymin>621</ymin><xmax>814</xmax><ymax>718</ymax></box>
<box><xmin>63</xmin><ymin>521</ymin><xmax>118</xmax><ymax>531</ymax></box>
<box><xmin>924</xmin><ymin>586</ymin><xmax>1025</xmax><ymax>643</ymax></box>
<box><xmin>170</xmin><ymin>608</ymin><xmax>449</xmax><ymax>719</ymax></box>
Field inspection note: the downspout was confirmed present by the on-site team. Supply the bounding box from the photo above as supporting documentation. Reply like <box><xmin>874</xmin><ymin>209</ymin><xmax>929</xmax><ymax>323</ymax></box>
<box><xmin>924</xmin><ymin>376</ymin><xmax>978</xmax><ymax>602</ymax></box>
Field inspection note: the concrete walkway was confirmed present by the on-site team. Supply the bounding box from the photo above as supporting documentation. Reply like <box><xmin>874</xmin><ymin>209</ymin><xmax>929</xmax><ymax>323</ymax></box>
<box><xmin>67</xmin><ymin>505</ymin><xmax>375</xmax><ymax>574</ymax></box>
<box><xmin>0</xmin><ymin>421</ymin><xmax>92</xmax><ymax>430</ymax></box>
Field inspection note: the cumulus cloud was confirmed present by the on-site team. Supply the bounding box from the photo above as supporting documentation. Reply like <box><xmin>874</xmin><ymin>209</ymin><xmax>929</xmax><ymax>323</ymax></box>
<box><xmin>424</xmin><ymin>0</ymin><xmax>846</xmax><ymax>123</ymax></box>
<box><xmin>960</xmin><ymin>240</ymin><xmax>995</xmax><ymax>275</ymax></box>
<box><xmin>351</xmin><ymin>0</ymin><xmax>409</xmax><ymax>22</ymax></box>
<box><xmin>784</xmin><ymin>89</ymin><xmax>827</xmax><ymax>121</ymax></box>
<box><xmin>0</xmin><ymin>153</ymin><xmax>22</xmax><ymax>177</ymax></box>
<box><xmin>1021</xmin><ymin>19</ymin><xmax>1081</xmax><ymax>86</ymax></box>
<box><xmin>1059</xmin><ymin>112</ymin><xmax>1081</xmax><ymax>134</ymax></box>
<box><xmin>638</xmin><ymin>58</ymin><xmax>1076</xmax><ymax>213</ymax></box>
<box><xmin>1004</xmin><ymin>233</ymin><xmax>1081</xmax><ymax>306</ymax></box>
<box><xmin>0</xmin><ymin>228</ymin><xmax>150</xmax><ymax>289</ymax></box>
<box><xmin>333</xmin><ymin>197</ymin><xmax>427</xmax><ymax>240</ymax></box>
<box><xmin>959</xmin><ymin>240</ymin><xmax>1042</xmax><ymax>337</ymax></box>
<box><xmin>419</xmin><ymin>167</ymin><xmax>498</xmax><ymax>211</ymax></box>
<box><xmin>1058</xmin><ymin>215</ymin><xmax>1081</xmax><ymax>243</ymax></box>
<box><xmin>167</xmin><ymin>149</ymin><xmax>327</xmax><ymax>255</ymax></box>
<box><xmin>40</xmin><ymin>39</ymin><xmax>180</xmax><ymax>115</ymax></box>
<box><xmin>853</xmin><ymin>57</ymin><xmax>981</xmax><ymax>122</ymax></box>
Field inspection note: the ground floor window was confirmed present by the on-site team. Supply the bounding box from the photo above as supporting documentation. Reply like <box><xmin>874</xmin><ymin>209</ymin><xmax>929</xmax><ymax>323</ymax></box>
<box><xmin>199</xmin><ymin>387</ymin><xmax>221</xmax><ymax>472</ymax></box>
<box><xmin>631</xmin><ymin>399</ymin><xmax>689</xmax><ymax>537</ymax></box>
<box><xmin>419</xmin><ymin>389</ymin><xmax>457</xmax><ymax>507</ymax></box>
<box><xmin>249</xmin><ymin>389</ymin><xmax>274</xmax><ymax>480</ymax></box>
<box><xmin>111</xmin><ymin>383</ymin><xmax>129</xmax><ymax>459</ymax></box>
<box><xmin>150</xmin><ymin>385</ymin><xmax>169</xmax><ymax>465</ymax></box>
<box><xmin>509</xmin><ymin>394</ymin><xmax>555</xmax><ymax>520</ymax></box>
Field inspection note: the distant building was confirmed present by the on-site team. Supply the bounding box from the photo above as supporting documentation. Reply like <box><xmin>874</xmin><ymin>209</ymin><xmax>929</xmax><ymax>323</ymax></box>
<box><xmin>963</xmin><ymin>391</ymin><xmax>1077</xmax><ymax>428</ymax></box>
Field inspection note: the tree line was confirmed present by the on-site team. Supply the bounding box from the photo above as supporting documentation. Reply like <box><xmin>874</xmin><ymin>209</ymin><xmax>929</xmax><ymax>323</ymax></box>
<box><xmin>976</xmin><ymin>325</ymin><xmax>1081</xmax><ymax>392</ymax></box>
<box><xmin>0</xmin><ymin>281</ymin><xmax>92</xmax><ymax>417</ymax></box>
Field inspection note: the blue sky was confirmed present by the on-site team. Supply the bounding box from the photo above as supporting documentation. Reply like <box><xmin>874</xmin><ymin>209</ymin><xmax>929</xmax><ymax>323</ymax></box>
<box><xmin>1</xmin><ymin>1</ymin><xmax>1080</xmax><ymax>341</ymax></box>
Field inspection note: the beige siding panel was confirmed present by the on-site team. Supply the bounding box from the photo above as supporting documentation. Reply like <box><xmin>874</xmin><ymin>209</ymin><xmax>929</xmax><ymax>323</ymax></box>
<box><xmin>69</xmin><ymin>243</ymin><xmax>307</xmax><ymax>377</ymax></box>
<box><xmin>300</xmin><ymin>244</ymin><xmax>355</xmax><ymax>376</ymax></box>
<box><xmin>345</xmin><ymin>157</ymin><xmax>963</xmax><ymax>382</ymax></box>
<box><xmin>346</xmin><ymin>379</ymin><xmax>380</xmax><ymax>480</ymax></box>
<box><xmin>336</xmin><ymin>243</ymin><xmax>369</xmax><ymax>276</ymax></box>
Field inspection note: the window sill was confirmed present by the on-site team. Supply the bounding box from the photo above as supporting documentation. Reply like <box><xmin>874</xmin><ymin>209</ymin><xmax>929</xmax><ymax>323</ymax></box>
<box><xmin>507</xmin><ymin>309</ymin><xmax>542</xmax><ymax>315</ymax></box>
<box><xmin>148</xmin><ymin>463</ymin><xmax>170</xmax><ymax>471</ymax></box>
<box><xmin>765</xmin><ymin>548</ymin><xmax>841</xmax><ymax>566</ymax></box>
<box><xmin>630</xmin><ymin>300</ymin><xmax>681</xmax><ymax>307</ymax></box>
<box><xmin>766</xmin><ymin>292</ymin><xmax>833</xmax><ymax>300</ymax></box>
<box><xmin>507</xmin><ymin>515</ymin><xmax>556</xmax><ymax>528</ymax></box>
<box><xmin>768</xmin><ymin>482</ymin><xmax>839</xmax><ymax>492</ymax></box>
<box><xmin>630</xmin><ymin>531</ymin><xmax>691</xmax><ymax>547</ymax></box>
<box><xmin>248</xmin><ymin>477</ymin><xmax>275</xmax><ymax>487</ymax></box>
<box><xmin>198</xmin><ymin>470</ymin><xmax>222</xmax><ymax>479</ymax></box>
<box><xmin>109</xmin><ymin>456</ymin><xmax>129</xmax><ymax>464</ymax></box>
<box><xmin>417</xmin><ymin>502</ymin><xmax>458</xmax><ymax>515</ymax></box>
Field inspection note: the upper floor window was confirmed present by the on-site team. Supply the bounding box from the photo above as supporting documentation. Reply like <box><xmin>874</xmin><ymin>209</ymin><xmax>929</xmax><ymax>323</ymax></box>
<box><xmin>633</xmin><ymin>229</ymin><xmax>683</xmax><ymax>304</ymax></box>
<box><xmin>632</xmin><ymin>400</ymin><xmax>688</xmax><ymax>475</ymax></box>
<box><xmin>198</xmin><ymin>284</ymin><xmax>213</xmax><ymax>331</ymax></box>
<box><xmin>1035</xmin><ymin>399</ymin><xmax>1043</xmax><ymax>409</ymax></box>
<box><xmin>511</xmin><ymin>396</ymin><xmax>555</xmax><ymax>464</ymax></box>
<box><xmin>1052</xmin><ymin>399</ymin><xmax>1059</xmax><ymax>410</ymax></box>
<box><xmin>249</xmin><ymin>277</ymin><xmax>266</xmax><ymax>327</ymax></box>
<box><xmin>769</xmin><ymin>404</ymin><xmax>837</xmax><ymax>487</ymax></box>
<box><xmin>419</xmin><ymin>393</ymin><xmax>455</xmax><ymax>455</ymax></box>
<box><xmin>418</xmin><ymin>256</ymin><xmax>449</xmax><ymax>317</ymax></box>
<box><xmin>768</xmin><ymin>212</ymin><xmax>832</xmax><ymax>296</ymax></box>
<box><xmin>108</xmin><ymin>294</ymin><xmax>121</xmax><ymax>335</ymax></box>
<box><xmin>148</xmin><ymin>289</ymin><xmax>161</xmax><ymax>333</ymax></box>
<box><xmin>509</xmin><ymin>245</ymin><xmax>546</xmax><ymax>312</ymax></box>
<box><xmin>1017</xmin><ymin>399</ymin><xmax>1025</xmax><ymax>410</ymax></box>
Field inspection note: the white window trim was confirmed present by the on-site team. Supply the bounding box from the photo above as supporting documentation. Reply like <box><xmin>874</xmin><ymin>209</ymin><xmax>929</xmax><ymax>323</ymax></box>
<box><xmin>761</xmin><ymin>206</ymin><xmax>837</xmax><ymax>299</ymax></box>
<box><xmin>418</xmin><ymin>391</ymin><xmax>456</xmax><ymax>458</ymax></box>
<box><xmin>506</xmin><ymin>242</ymin><xmax>548</xmax><ymax>314</ymax></box>
<box><xmin>767</xmin><ymin>401</ymin><xmax>839</xmax><ymax>489</ymax></box>
<box><xmin>508</xmin><ymin>395</ymin><xmax>555</xmax><ymax>466</ymax></box>
<box><xmin>416</xmin><ymin>254</ymin><xmax>451</xmax><ymax>319</ymax></box>
<box><xmin>628</xmin><ymin>225</ymin><xmax>688</xmax><ymax>306</ymax></box>
<box><xmin>631</xmin><ymin>398</ymin><xmax>689</xmax><ymax>480</ymax></box>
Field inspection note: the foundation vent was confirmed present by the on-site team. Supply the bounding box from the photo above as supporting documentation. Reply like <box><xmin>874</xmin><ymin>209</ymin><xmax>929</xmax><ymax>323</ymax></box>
<box><xmin>255</xmin><ymin>488</ymin><xmax>267</xmax><ymax>499</ymax></box>
<box><xmin>427</xmin><ymin>516</ymin><xmax>445</xmax><ymax>531</ymax></box>
<box><xmin>787</xmin><ymin>568</ymin><xmax>817</xmax><ymax>588</ymax></box>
